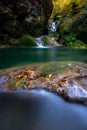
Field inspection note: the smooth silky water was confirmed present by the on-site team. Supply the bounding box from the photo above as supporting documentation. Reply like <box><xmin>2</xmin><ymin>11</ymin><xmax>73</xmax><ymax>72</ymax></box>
<box><xmin>0</xmin><ymin>48</ymin><xmax>87</xmax><ymax>130</ymax></box>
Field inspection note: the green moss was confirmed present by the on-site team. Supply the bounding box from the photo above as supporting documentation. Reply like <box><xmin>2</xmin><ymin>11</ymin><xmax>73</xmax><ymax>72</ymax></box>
<box><xmin>63</xmin><ymin>34</ymin><xmax>87</xmax><ymax>48</ymax></box>
<box><xmin>55</xmin><ymin>4</ymin><xmax>87</xmax><ymax>47</ymax></box>
<box><xmin>15</xmin><ymin>35</ymin><xmax>37</xmax><ymax>47</ymax></box>
<box><xmin>72</xmin><ymin>40</ymin><xmax>87</xmax><ymax>48</ymax></box>
<box><xmin>42</xmin><ymin>36</ymin><xmax>49</xmax><ymax>46</ymax></box>
<box><xmin>49</xmin><ymin>32</ymin><xmax>58</xmax><ymax>37</ymax></box>
<box><xmin>37</xmin><ymin>61</ymin><xmax>87</xmax><ymax>76</ymax></box>
<box><xmin>37</xmin><ymin>62</ymin><xmax>72</xmax><ymax>75</ymax></box>
<box><xmin>42</xmin><ymin>33</ymin><xmax>58</xmax><ymax>46</ymax></box>
<box><xmin>67</xmin><ymin>40</ymin><xmax>87</xmax><ymax>48</ymax></box>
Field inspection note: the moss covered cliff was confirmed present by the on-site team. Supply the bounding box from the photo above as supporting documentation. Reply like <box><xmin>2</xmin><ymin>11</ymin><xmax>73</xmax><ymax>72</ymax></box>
<box><xmin>51</xmin><ymin>0</ymin><xmax>87</xmax><ymax>48</ymax></box>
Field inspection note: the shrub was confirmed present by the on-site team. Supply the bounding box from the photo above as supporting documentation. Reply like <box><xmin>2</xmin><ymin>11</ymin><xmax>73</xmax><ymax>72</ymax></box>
<box><xmin>16</xmin><ymin>35</ymin><xmax>36</xmax><ymax>47</ymax></box>
<box><xmin>72</xmin><ymin>40</ymin><xmax>87</xmax><ymax>48</ymax></box>
<box><xmin>65</xmin><ymin>34</ymin><xmax>87</xmax><ymax>48</ymax></box>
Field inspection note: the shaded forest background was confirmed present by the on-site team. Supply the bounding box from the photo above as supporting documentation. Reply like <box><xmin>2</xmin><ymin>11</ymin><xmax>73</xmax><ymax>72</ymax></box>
<box><xmin>0</xmin><ymin>0</ymin><xmax>87</xmax><ymax>48</ymax></box>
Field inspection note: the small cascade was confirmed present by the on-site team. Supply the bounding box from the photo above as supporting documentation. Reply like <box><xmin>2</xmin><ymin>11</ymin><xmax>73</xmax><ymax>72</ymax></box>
<box><xmin>35</xmin><ymin>37</ymin><xmax>44</xmax><ymax>47</ymax></box>
<box><xmin>49</xmin><ymin>20</ymin><xmax>57</xmax><ymax>33</ymax></box>
<box><xmin>35</xmin><ymin>20</ymin><xmax>57</xmax><ymax>47</ymax></box>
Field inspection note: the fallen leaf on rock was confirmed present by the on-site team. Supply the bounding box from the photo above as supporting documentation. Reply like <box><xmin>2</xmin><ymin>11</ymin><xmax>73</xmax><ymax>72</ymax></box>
<box><xmin>15</xmin><ymin>81</ymin><xmax>21</xmax><ymax>87</ymax></box>
<box><xmin>16</xmin><ymin>74</ymin><xmax>23</xmax><ymax>79</ymax></box>
<box><xmin>24</xmin><ymin>70</ymin><xmax>38</xmax><ymax>79</ymax></box>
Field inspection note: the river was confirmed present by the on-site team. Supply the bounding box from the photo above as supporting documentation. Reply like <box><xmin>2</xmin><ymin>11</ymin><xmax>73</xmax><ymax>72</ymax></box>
<box><xmin>0</xmin><ymin>48</ymin><xmax>87</xmax><ymax>70</ymax></box>
<box><xmin>0</xmin><ymin>21</ymin><xmax>87</xmax><ymax>129</ymax></box>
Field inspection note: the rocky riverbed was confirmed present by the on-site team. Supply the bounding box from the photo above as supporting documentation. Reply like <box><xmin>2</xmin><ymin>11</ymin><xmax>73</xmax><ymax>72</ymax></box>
<box><xmin>0</xmin><ymin>61</ymin><xmax>87</xmax><ymax>105</ymax></box>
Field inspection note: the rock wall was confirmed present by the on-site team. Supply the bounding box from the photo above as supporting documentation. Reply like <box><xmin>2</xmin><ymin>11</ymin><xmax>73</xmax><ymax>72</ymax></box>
<box><xmin>0</xmin><ymin>0</ymin><xmax>53</xmax><ymax>45</ymax></box>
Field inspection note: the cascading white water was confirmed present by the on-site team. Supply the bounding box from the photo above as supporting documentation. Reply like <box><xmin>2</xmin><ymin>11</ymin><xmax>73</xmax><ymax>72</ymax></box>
<box><xmin>35</xmin><ymin>37</ymin><xmax>44</xmax><ymax>47</ymax></box>
<box><xmin>49</xmin><ymin>20</ymin><xmax>57</xmax><ymax>33</ymax></box>
<box><xmin>51</xmin><ymin>21</ymin><xmax>56</xmax><ymax>32</ymax></box>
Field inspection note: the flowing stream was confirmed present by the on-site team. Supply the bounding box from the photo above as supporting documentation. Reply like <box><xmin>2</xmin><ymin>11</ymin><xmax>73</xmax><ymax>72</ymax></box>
<box><xmin>0</xmin><ymin>89</ymin><xmax>87</xmax><ymax>130</ymax></box>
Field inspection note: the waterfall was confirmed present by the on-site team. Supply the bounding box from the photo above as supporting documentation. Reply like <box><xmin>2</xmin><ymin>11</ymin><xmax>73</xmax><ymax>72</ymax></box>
<box><xmin>35</xmin><ymin>20</ymin><xmax>57</xmax><ymax>47</ymax></box>
<box><xmin>35</xmin><ymin>37</ymin><xmax>44</xmax><ymax>47</ymax></box>
<box><xmin>49</xmin><ymin>20</ymin><xmax>57</xmax><ymax>33</ymax></box>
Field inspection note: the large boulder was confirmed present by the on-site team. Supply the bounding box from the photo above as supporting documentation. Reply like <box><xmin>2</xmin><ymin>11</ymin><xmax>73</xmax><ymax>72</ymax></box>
<box><xmin>0</xmin><ymin>61</ymin><xmax>87</xmax><ymax>104</ymax></box>
<box><xmin>0</xmin><ymin>0</ymin><xmax>53</xmax><ymax>45</ymax></box>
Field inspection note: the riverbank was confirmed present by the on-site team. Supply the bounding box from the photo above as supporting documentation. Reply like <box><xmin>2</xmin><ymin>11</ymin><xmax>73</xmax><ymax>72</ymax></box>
<box><xmin>0</xmin><ymin>61</ymin><xmax>87</xmax><ymax>105</ymax></box>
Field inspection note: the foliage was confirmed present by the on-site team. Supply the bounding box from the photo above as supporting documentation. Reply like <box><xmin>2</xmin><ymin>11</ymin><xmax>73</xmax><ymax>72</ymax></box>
<box><xmin>51</xmin><ymin>0</ymin><xmax>87</xmax><ymax>18</ymax></box>
<box><xmin>49</xmin><ymin>32</ymin><xmax>58</xmax><ymax>37</ymax></box>
<box><xmin>16</xmin><ymin>35</ymin><xmax>36</xmax><ymax>47</ymax></box>
<box><xmin>52</xmin><ymin>1</ymin><xmax>87</xmax><ymax>48</ymax></box>
<box><xmin>65</xmin><ymin>34</ymin><xmax>76</xmax><ymax>42</ymax></box>
<box><xmin>12</xmin><ymin>69</ymin><xmax>38</xmax><ymax>89</ymax></box>
<box><xmin>42</xmin><ymin>36</ymin><xmax>49</xmax><ymax>46</ymax></box>
<box><xmin>65</xmin><ymin>34</ymin><xmax>87</xmax><ymax>48</ymax></box>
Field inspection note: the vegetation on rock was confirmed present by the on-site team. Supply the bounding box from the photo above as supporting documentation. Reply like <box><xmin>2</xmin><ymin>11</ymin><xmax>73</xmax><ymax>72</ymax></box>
<box><xmin>37</xmin><ymin>61</ymin><xmax>87</xmax><ymax>75</ymax></box>
<box><xmin>42</xmin><ymin>33</ymin><xmax>59</xmax><ymax>46</ymax></box>
<box><xmin>0</xmin><ymin>0</ymin><xmax>87</xmax><ymax>47</ymax></box>
<box><xmin>51</xmin><ymin>0</ymin><xmax>87</xmax><ymax>48</ymax></box>
<box><xmin>15</xmin><ymin>35</ymin><xmax>37</xmax><ymax>47</ymax></box>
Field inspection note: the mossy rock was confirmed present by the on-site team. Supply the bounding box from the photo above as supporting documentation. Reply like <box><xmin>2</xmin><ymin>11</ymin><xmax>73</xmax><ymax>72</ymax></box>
<box><xmin>37</xmin><ymin>61</ymin><xmax>86</xmax><ymax>76</ymax></box>
<box><xmin>42</xmin><ymin>34</ymin><xmax>58</xmax><ymax>46</ymax></box>
<box><xmin>42</xmin><ymin>36</ymin><xmax>50</xmax><ymax>46</ymax></box>
<box><xmin>15</xmin><ymin>35</ymin><xmax>37</xmax><ymax>47</ymax></box>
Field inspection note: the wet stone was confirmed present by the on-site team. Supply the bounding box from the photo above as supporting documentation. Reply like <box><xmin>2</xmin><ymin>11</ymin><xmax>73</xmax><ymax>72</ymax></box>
<box><xmin>0</xmin><ymin>62</ymin><xmax>87</xmax><ymax>105</ymax></box>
